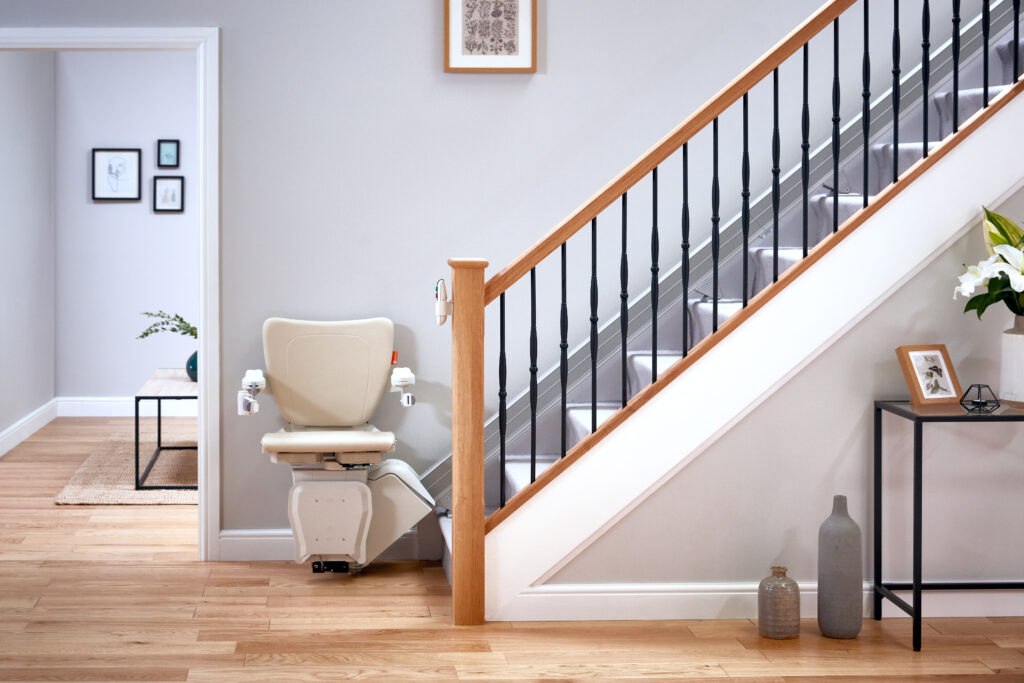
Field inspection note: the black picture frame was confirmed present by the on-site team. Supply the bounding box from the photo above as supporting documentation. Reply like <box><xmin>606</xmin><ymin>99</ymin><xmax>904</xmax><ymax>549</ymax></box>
<box><xmin>92</xmin><ymin>148</ymin><xmax>141</xmax><ymax>201</ymax></box>
<box><xmin>157</xmin><ymin>139</ymin><xmax>179</xmax><ymax>168</ymax></box>
<box><xmin>153</xmin><ymin>176</ymin><xmax>184</xmax><ymax>213</ymax></box>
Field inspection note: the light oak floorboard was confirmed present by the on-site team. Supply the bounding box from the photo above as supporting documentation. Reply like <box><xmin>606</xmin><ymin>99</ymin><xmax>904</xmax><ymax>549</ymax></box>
<box><xmin>1</xmin><ymin>418</ymin><xmax>1022</xmax><ymax>680</ymax></box>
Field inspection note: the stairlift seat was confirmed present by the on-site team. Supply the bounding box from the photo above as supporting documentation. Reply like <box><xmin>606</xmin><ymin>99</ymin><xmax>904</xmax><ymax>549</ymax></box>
<box><xmin>261</xmin><ymin>424</ymin><xmax>396</xmax><ymax>455</ymax></box>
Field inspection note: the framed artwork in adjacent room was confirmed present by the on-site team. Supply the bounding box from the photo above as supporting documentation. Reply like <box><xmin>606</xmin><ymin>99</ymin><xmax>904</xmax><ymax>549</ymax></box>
<box><xmin>444</xmin><ymin>0</ymin><xmax>536</xmax><ymax>73</ymax></box>
<box><xmin>157</xmin><ymin>139</ymin><xmax>180</xmax><ymax>168</ymax></box>
<box><xmin>896</xmin><ymin>344</ymin><xmax>963</xmax><ymax>407</ymax></box>
<box><xmin>153</xmin><ymin>175</ymin><xmax>184</xmax><ymax>213</ymax></box>
<box><xmin>92</xmin><ymin>148</ymin><xmax>141</xmax><ymax>200</ymax></box>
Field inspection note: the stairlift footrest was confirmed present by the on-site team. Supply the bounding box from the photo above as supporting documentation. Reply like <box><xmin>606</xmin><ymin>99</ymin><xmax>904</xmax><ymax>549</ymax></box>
<box><xmin>288</xmin><ymin>480</ymin><xmax>371</xmax><ymax>565</ymax></box>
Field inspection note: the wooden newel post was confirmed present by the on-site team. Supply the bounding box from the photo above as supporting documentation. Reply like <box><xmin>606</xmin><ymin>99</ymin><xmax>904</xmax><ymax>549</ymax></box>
<box><xmin>448</xmin><ymin>257</ymin><xmax>488</xmax><ymax>625</ymax></box>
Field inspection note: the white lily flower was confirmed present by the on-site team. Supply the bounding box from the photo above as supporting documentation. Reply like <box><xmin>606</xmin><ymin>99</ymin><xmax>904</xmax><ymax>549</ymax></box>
<box><xmin>993</xmin><ymin>244</ymin><xmax>1024</xmax><ymax>292</ymax></box>
<box><xmin>954</xmin><ymin>255</ymin><xmax>1001</xmax><ymax>298</ymax></box>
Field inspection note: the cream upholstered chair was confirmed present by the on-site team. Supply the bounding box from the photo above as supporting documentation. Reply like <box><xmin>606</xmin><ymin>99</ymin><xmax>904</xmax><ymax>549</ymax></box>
<box><xmin>240</xmin><ymin>317</ymin><xmax>432</xmax><ymax>573</ymax></box>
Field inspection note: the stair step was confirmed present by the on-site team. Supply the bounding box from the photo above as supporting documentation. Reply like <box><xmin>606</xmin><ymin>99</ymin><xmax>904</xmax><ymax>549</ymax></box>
<box><xmin>749</xmin><ymin>246</ymin><xmax>805</xmax><ymax>295</ymax></box>
<box><xmin>870</xmin><ymin>141</ymin><xmax>941</xmax><ymax>193</ymax></box>
<box><xmin>565</xmin><ymin>401</ymin><xmax>619</xmax><ymax>450</ymax></box>
<box><xmin>996</xmin><ymin>37</ymin><xmax>1024</xmax><ymax>84</ymax></box>
<box><xmin>687</xmin><ymin>298</ymin><xmax>743</xmax><ymax>348</ymax></box>
<box><xmin>627</xmin><ymin>351</ymin><xmax>684</xmax><ymax>398</ymax></box>
<box><xmin>504</xmin><ymin>453</ymin><xmax>560</xmax><ymax>498</ymax></box>
<box><xmin>934</xmin><ymin>85</ymin><xmax>1010</xmax><ymax>139</ymax></box>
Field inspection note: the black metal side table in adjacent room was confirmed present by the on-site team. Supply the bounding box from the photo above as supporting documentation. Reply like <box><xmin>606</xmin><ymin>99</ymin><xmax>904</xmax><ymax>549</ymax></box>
<box><xmin>135</xmin><ymin>368</ymin><xmax>198</xmax><ymax>490</ymax></box>
<box><xmin>873</xmin><ymin>399</ymin><xmax>1024</xmax><ymax>651</ymax></box>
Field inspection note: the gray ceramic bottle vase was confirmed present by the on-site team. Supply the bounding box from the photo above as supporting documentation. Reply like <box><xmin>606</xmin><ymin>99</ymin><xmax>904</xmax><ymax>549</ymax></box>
<box><xmin>757</xmin><ymin>566</ymin><xmax>800</xmax><ymax>639</ymax></box>
<box><xmin>817</xmin><ymin>494</ymin><xmax>863</xmax><ymax>638</ymax></box>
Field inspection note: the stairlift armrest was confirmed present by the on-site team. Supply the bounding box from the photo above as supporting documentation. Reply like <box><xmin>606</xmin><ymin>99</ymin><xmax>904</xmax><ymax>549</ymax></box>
<box><xmin>390</xmin><ymin>367</ymin><xmax>416</xmax><ymax>407</ymax></box>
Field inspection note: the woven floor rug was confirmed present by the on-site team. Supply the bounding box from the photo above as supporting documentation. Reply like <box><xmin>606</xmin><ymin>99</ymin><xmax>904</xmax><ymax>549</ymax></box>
<box><xmin>55</xmin><ymin>427</ymin><xmax>198</xmax><ymax>505</ymax></box>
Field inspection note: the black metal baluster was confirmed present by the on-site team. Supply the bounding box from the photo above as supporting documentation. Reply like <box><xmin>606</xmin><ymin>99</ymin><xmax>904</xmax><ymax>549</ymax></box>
<box><xmin>1015</xmin><ymin>0</ymin><xmax>1021</xmax><ymax>81</ymax></box>
<box><xmin>892</xmin><ymin>0</ymin><xmax>901</xmax><ymax>184</ymax></box>
<box><xmin>498</xmin><ymin>293</ymin><xmax>507</xmax><ymax>507</ymax></box>
<box><xmin>712</xmin><ymin>118</ymin><xmax>720</xmax><ymax>333</ymax></box>
<box><xmin>922</xmin><ymin>0</ymin><xmax>930</xmax><ymax>155</ymax></box>
<box><xmin>589</xmin><ymin>218</ymin><xmax>598</xmax><ymax>433</ymax></box>
<box><xmin>832</xmin><ymin>18</ymin><xmax>840</xmax><ymax>234</ymax></box>
<box><xmin>650</xmin><ymin>167</ymin><xmax>659</xmax><ymax>382</ymax></box>
<box><xmin>559</xmin><ymin>243</ymin><xmax>568</xmax><ymax>459</ymax></box>
<box><xmin>863</xmin><ymin>0</ymin><xmax>871</xmax><ymax>207</ymax></box>
<box><xmin>953</xmin><ymin>0</ymin><xmax>960</xmax><ymax>133</ymax></box>
<box><xmin>529</xmin><ymin>267</ymin><xmax>538</xmax><ymax>483</ymax></box>
<box><xmin>681</xmin><ymin>144</ymin><xmax>690</xmax><ymax>357</ymax></box>
<box><xmin>772</xmin><ymin>68</ymin><xmax>781</xmax><ymax>279</ymax></box>
<box><xmin>802</xmin><ymin>44</ymin><xmax>810</xmax><ymax>257</ymax></box>
<box><xmin>742</xmin><ymin>93</ymin><xmax>751</xmax><ymax>306</ymax></box>
<box><xmin>620</xmin><ymin>192</ymin><xmax>628</xmax><ymax>408</ymax></box>
<box><xmin>983</xmin><ymin>0</ymin><xmax>990</xmax><ymax>107</ymax></box>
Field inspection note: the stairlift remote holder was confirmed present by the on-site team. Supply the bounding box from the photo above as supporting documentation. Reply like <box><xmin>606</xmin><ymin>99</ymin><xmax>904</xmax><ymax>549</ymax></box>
<box><xmin>238</xmin><ymin>369</ymin><xmax>265</xmax><ymax>416</ymax></box>
<box><xmin>390</xmin><ymin>366</ymin><xmax>416</xmax><ymax>407</ymax></box>
<box><xmin>435</xmin><ymin>279</ymin><xmax>453</xmax><ymax>325</ymax></box>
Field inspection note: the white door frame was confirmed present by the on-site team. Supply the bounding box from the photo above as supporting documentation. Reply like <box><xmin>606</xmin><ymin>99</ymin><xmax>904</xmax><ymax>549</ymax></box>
<box><xmin>0</xmin><ymin>27</ymin><xmax>221</xmax><ymax>560</ymax></box>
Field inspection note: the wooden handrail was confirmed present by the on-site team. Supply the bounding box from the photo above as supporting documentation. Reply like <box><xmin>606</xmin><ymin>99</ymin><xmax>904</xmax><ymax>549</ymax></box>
<box><xmin>483</xmin><ymin>0</ymin><xmax>857</xmax><ymax>305</ymax></box>
<box><xmin>484</xmin><ymin>76</ymin><xmax>1024</xmax><ymax>533</ymax></box>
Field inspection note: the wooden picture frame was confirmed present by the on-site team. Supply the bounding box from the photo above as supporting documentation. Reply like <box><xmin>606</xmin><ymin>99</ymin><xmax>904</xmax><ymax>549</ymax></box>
<box><xmin>92</xmin><ymin>148</ymin><xmax>141</xmax><ymax>200</ymax></box>
<box><xmin>444</xmin><ymin>0</ymin><xmax>536</xmax><ymax>73</ymax></box>
<box><xmin>895</xmin><ymin>344</ymin><xmax>963</xmax><ymax>407</ymax></box>
<box><xmin>157</xmin><ymin>139</ymin><xmax>179</xmax><ymax>168</ymax></box>
<box><xmin>153</xmin><ymin>176</ymin><xmax>184</xmax><ymax>213</ymax></box>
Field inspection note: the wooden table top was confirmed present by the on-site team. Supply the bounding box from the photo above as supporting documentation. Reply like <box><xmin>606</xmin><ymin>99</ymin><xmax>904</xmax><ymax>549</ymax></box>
<box><xmin>136</xmin><ymin>368</ymin><xmax>198</xmax><ymax>398</ymax></box>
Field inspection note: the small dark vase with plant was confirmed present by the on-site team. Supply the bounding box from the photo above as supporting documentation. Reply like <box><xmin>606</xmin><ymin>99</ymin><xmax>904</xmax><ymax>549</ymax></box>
<box><xmin>137</xmin><ymin>311</ymin><xmax>198</xmax><ymax>381</ymax></box>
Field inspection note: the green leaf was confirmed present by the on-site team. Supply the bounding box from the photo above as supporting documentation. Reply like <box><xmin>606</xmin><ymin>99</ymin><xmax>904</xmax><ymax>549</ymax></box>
<box><xmin>983</xmin><ymin>207</ymin><xmax>1024</xmax><ymax>253</ymax></box>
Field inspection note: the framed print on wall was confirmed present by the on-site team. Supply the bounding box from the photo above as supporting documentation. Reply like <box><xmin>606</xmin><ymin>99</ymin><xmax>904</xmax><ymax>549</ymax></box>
<box><xmin>153</xmin><ymin>176</ymin><xmax>184</xmax><ymax>213</ymax></box>
<box><xmin>92</xmin><ymin>148</ymin><xmax>141</xmax><ymax>200</ymax></box>
<box><xmin>157</xmin><ymin>139</ymin><xmax>179</xmax><ymax>168</ymax></box>
<box><xmin>896</xmin><ymin>344</ymin><xmax>963</xmax><ymax>407</ymax></box>
<box><xmin>444</xmin><ymin>0</ymin><xmax>536</xmax><ymax>73</ymax></box>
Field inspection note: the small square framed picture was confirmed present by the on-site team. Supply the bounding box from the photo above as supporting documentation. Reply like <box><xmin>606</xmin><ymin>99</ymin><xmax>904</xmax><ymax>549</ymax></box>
<box><xmin>896</xmin><ymin>344</ymin><xmax>963</xmax><ymax>407</ymax></box>
<box><xmin>92</xmin><ymin>148</ymin><xmax>141</xmax><ymax>200</ymax></box>
<box><xmin>153</xmin><ymin>176</ymin><xmax>184</xmax><ymax>213</ymax></box>
<box><xmin>157</xmin><ymin>139</ymin><xmax>179</xmax><ymax>168</ymax></box>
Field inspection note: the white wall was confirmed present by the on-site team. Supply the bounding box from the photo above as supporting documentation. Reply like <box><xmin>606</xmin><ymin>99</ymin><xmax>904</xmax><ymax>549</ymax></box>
<box><xmin>0</xmin><ymin>52</ymin><xmax>55</xmax><ymax>432</ymax></box>
<box><xmin>550</xmin><ymin>186</ymin><xmax>1024</xmax><ymax>592</ymax></box>
<box><xmin>54</xmin><ymin>50</ymin><xmax>199</xmax><ymax>398</ymax></box>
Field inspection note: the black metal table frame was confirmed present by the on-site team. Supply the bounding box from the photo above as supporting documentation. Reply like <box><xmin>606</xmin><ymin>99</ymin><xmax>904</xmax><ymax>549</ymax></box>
<box><xmin>872</xmin><ymin>400</ymin><xmax>1024</xmax><ymax>651</ymax></box>
<box><xmin>135</xmin><ymin>394</ymin><xmax>198</xmax><ymax>490</ymax></box>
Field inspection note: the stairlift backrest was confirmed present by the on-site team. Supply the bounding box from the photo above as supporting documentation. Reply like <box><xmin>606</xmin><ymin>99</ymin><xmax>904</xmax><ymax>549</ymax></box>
<box><xmin>262</xmin><ymin>317</ymin><xmax>394</xmax><ymax>427</ymax></box>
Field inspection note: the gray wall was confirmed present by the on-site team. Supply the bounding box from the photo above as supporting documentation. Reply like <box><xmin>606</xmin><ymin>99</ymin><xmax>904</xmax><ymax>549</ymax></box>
<box><xmin>0</xmin><ymin>52</ymin><xmax>55</xmax><ymax>432</ymax></box>
<box><xmin>550</xmin><ymin>186</ymin><xmax>1024</xmax><ymax>586</ymax></box>
<box><xmin>0</xmin><ymin>1</ymin><xmax>967</xmax><ymax>534</ymax></box>
<box><xmin>53</xmin><ymin>50</ymin><xmax>199</xmax><ymax>397</ymax></box>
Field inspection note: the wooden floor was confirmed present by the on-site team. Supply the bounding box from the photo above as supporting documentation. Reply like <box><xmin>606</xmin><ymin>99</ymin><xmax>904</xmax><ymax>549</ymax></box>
<box><xmin>0</xmin><ymin>418</ymin><xmax>1021</xmax><ymax>681</ymax></box>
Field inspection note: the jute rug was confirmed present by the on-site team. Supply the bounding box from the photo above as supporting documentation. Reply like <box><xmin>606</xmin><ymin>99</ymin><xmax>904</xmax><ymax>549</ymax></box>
<box><xmin>55</xmin><ymin>426</ymin><xmax>198</xmax><ymax>505</ymax></box>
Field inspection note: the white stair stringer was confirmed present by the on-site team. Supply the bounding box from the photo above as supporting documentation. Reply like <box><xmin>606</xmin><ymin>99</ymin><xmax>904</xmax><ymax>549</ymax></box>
<box><xmin>483</xmin><ymin>86</ymin><xmax>1024</xmax><ymax>622</ymax></box>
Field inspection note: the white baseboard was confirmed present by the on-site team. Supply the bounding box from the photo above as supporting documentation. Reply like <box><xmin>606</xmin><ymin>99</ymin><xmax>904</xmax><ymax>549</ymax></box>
<box><xmin>217</xmin><ymin>527</ymin><xmax>422</xmax><ymax>562</ymax></box>
<box><xmin>0</xmin><ymin>399</ymin><xmax>58</xmax><ymax>458</ymax></box>
<box><xmin>57</xmin><ymin>396</ymin><xmax>198</xmax><ymax>418</ymax></box>
<box><xmin>498</xmin><ymin>582</ymin><xmax>1024</xmax><ymax>621</ymax></box>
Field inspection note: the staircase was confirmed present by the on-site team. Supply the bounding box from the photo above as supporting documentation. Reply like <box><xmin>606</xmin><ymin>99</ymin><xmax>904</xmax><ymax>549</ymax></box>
<box><xmin>441</xmin><ymin>0</ymin><xmax>1024</xmax><ymax>624</ymax></box>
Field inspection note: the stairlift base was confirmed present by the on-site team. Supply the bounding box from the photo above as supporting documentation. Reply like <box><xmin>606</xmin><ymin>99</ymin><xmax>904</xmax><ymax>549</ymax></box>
<box><xmin>287</xmin><ymin>460</ymin><xmax>433</xmax><ymax>568</ymax></box>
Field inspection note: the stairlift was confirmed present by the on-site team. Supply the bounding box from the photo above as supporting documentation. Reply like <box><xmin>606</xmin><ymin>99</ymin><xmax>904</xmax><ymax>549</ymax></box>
<box><xmin>238</xmin><ymin>317</ymin><xmax>433</xmax><ymax>573</ymax></box>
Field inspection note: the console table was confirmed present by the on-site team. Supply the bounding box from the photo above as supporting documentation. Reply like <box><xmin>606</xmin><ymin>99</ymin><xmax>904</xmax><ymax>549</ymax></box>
<box><xmin>135</xmin><ymin>368</ymin><xmax>198</xmax><ymax>490</ymax></box>
<box><xmin>873</xmin><ymin>399</ymin><xmax>1024</xmax><ymax>651</ymax></box>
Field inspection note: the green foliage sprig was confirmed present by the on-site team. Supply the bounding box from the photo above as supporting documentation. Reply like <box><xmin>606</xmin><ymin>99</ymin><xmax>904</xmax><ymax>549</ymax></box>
<box><xmin>137</xmin><ymin>311</ymin><xmax>197</xmax><ymax>340</ymax></box>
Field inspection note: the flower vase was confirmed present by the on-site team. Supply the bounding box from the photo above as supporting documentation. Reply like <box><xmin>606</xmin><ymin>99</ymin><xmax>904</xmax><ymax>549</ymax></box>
<box><xmin>186</xmin><ymin>351</ymin><xmax>198</xmax><ymax>382</ymax></box>
<box><xmin>1001</xmin><ymin>316</ymin><xmax>1024</xmax><ymax>408</ymax></box>
<box><xmin>758</xmin><ymin>566</ymin><xmax>800</xmax><ymax>639</ymax></box>
<box><xmin>817</xmin><ymin>495</ymin><xmax>863</xmax><ymax>638</ymax></box>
